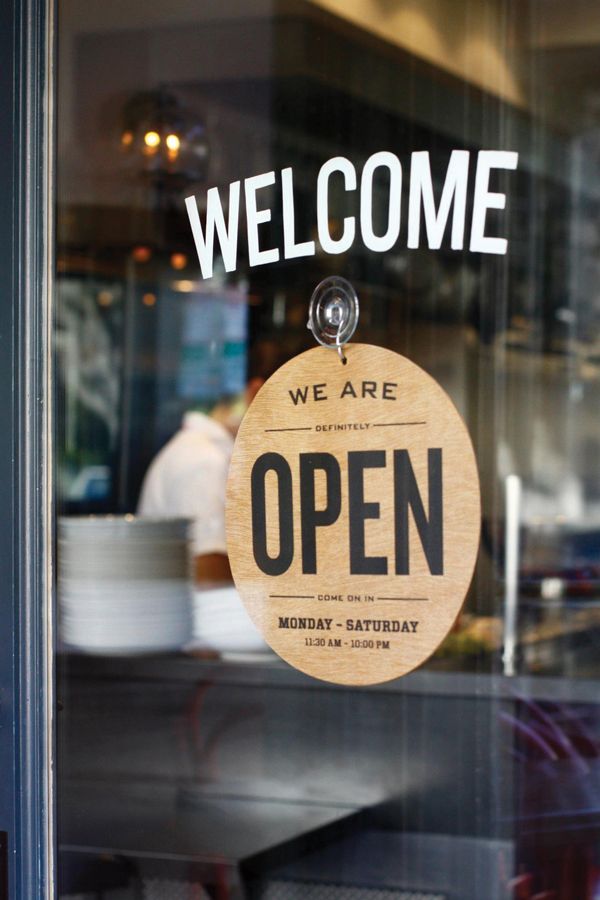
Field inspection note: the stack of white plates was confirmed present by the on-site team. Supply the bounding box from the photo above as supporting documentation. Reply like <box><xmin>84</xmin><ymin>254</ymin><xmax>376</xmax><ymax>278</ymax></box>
<box><xmin>191</xmin><ymin>586</ymin><xmax>272</xmax><ymax>659</ymax></box>
<box><xmin>59</xmin><ymin>516</ymin><xmax>193</xmax><ymax>655</ymax></box>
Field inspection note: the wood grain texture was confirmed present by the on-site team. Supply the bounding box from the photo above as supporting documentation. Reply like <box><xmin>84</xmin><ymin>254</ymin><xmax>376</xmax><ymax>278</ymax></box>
<box><xmin>226</xmin><ymin>344</ymin><xmax>481</xmax><ymax>685</ymax></box>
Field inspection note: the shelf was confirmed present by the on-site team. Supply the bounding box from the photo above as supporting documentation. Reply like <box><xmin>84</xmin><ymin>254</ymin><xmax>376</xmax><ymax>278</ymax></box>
<box><xmin>59</xmin><ymin>650</ymin><xmax>600</xmax><ymax>704</ymax></box>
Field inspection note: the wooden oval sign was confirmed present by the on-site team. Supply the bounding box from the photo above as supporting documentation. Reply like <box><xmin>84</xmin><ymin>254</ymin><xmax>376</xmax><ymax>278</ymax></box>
<box><xmin>226</xmin><ymin>344</ymin><xmax>480</xmax><ymax>685</ymax></box>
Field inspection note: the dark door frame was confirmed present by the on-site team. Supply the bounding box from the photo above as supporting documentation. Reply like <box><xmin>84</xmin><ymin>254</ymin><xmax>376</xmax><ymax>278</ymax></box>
<box><xmin>0</xmin><ymin>0</ymin><xmax>54</xmax><ymax>897</ymax></box>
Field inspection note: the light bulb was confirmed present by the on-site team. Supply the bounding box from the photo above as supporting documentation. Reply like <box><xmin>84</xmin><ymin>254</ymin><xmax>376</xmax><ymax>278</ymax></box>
<box><xmin>132</xmin><ymin>245</ymin><xmax>152</xmax><ymax>263</ymax></box>
<box><xmin>170</xmin><ymin>252</ymin><xmax>188</xmax><ymax>270</ymax></box>
<box><xmin>143</xmin><ymin>131</ymin><xmax>161</xmax><ymax>148</ymax></box>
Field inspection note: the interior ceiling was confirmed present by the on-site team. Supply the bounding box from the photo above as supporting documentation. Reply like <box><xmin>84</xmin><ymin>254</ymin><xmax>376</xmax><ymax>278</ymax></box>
<box><xmin>527</xmin><ymin>0</ymin><xmax>600</xmax><ymax>49</ymax></box>
<box><xmin>60</xmin><ymin>0</ymin><xmax>527</xmax><ymax>106</ymax></box>
<box><xmin>58</xmin><ymin>0</ymin><xmax>275</xmax><ymax>30</ymax></box>
<box><xmin>58</xmin><ymin>0</ymin><xmax>600</xmax><ymax>133</ymax></box>
<box><xmin>59</xmin><ymin>0</ymin><xmax>600</xmax><ymax>49</ymax></box>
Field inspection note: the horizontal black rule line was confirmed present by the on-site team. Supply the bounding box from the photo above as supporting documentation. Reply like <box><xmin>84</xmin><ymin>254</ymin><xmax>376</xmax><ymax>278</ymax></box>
<box><xmin>373</xmin><ymin>422</ymin><xmax>427</xmax><ymax>427</ymax></box>
<box><xmin>377</xmin><ymin>597</ymin><xmax>429</xmax><ymax>601</ymax></box>
<box><xmin>264</xmin><ymin>427</ymin><xmax>313</xmax><ymax>432</ymax></box>
<box><xmin>269</xmin><ymin>594</ymin><xmax>315</xmax><ymax>599</ymax></box>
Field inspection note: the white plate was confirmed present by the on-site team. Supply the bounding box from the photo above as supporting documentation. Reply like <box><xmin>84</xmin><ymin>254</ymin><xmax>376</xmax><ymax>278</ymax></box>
<box><xmin>219</xmin><ymin>650</ymin><xmax>278</xmax><ymax>663</ymax></box>
<box><xmin>59</xmin><ymin>581</ymin><xmax>192</xmax><ymax>594</ymax></box>
<box><xmin>59</xmin><ymin>515</ymin><xmax>192</xmax><ymax>540</ymax></box>
<box><xmin>61</xmin><ymin>613</ymin><xmax>192</xmax><ymax>630</ymax></box>
<box><xmin>61</xmin><ymin>609</ymin><xmax>192</xmax><ymax>624</ymax></box>
<box><xmin>64</xmin><ymin>644</ymin><xmax>185</xmax><ymax>656</ymax></box>
<box><xmin>61</xmin><ymin>624</ymin><xmax>191</xmax><ymax>644</ymax></box>
<box><xmin>63</xmin><ymin>638</ymin><xmax>187</xmax><ymax>655</ymax></box>
<box><xmin>59</xmin><ymin>589</ymin><xmax>192</xmax><ymax>606</ymax></box>
<box><xmin>59</xmin><ymin>541</ymin><xmax>190</xmax><ymax>559</ymax></box>
<box><xmin>58</xmin><ymin>561</ymin><xmax>190</xmax><ymax>580</ymax></box>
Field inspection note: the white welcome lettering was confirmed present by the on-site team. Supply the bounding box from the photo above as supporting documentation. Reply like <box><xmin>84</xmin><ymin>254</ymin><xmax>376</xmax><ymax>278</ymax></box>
<box><xmin>282</xmin><ymin>167</ymin><xmax>315</xmax><ymax>260</ymax></box>
<box><xmin>185</xmin><ymin>149</ymin><xmax>519</xmax><ymax>278</ymax></box>
<box><xmin>360</xmin><ymin>151</ymin><xmax>402</xmax><ymax>252</ymax></box>
<box><xmin>245</xmin><ymin>171</ymin><xmax>280</xmax><ymax>268</ymax></box>
<box><xmin>316</xmin><ymin>156</ymin><xmax>357</xmax><ymax>254</ymax></box>
<box><xmin>408</xmin><ymin>150</ymin><xmax>469</xmax><ymax>250</ymax></box>
<box><xmin>185</xmin><ymin>182</ymin><xmax>240</xmax><ymax>280</ymax></box>
<box><xmin>470</xmin><ymin>150</ymin><xmax>519</xmax><ymax>255</ymax></box>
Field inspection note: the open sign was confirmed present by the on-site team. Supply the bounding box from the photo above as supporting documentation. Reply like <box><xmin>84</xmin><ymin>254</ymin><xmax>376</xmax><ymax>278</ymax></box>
<box><xmin>250</xmin><ymin>448</ymin><xmax>443</xmax><ymax>577</ymax></box>
<box><xmin>226</xmin><ymin>344</ymin><xmax>480</xmax><ymax>685</ymax></box>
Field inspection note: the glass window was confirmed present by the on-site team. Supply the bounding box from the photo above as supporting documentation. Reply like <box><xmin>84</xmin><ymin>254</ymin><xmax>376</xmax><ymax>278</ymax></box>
<box><xmin>56</xmin><ymin>2</ymin><xmax>600</xmax><ymax>898</ymax></box>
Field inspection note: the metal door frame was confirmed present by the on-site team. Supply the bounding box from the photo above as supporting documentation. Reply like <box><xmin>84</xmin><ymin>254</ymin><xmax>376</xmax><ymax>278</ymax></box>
<box><xmin>0</xmin><ymin>0</ymin><xmax>54</xmax><ymax>896</ymax></box>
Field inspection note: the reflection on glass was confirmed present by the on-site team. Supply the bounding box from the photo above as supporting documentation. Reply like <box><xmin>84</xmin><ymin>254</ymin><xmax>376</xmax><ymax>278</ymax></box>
<box><xmin>56</xmin><ymin>1</ymin><xmax>600</xmax><ymax>898</ymax></box>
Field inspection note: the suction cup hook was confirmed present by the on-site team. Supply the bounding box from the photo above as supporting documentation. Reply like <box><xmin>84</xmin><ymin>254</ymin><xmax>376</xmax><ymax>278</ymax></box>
<box><xmin>307</xmin><ymin>276</ymin><xmax>359</xmax><ymax>364</ymax></box>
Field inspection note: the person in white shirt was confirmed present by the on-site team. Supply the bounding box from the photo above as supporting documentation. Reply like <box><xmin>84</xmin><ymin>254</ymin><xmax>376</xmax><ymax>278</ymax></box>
<box><xmin>138</xmin><ymin>409</ymin><xmax>235</xmax><ymax>582</ymax></box>
<box><xmin>138</xmin><ymin>340</ymin><xmax>284</xmax><ymax>583</ymax></box>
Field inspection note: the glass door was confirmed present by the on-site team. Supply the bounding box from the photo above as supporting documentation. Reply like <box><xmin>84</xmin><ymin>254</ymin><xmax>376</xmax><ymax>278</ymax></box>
<box><xmin>55</xmin><ymin>2</ymin><xmax>600</xmax><ymax>898</ymax></box>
